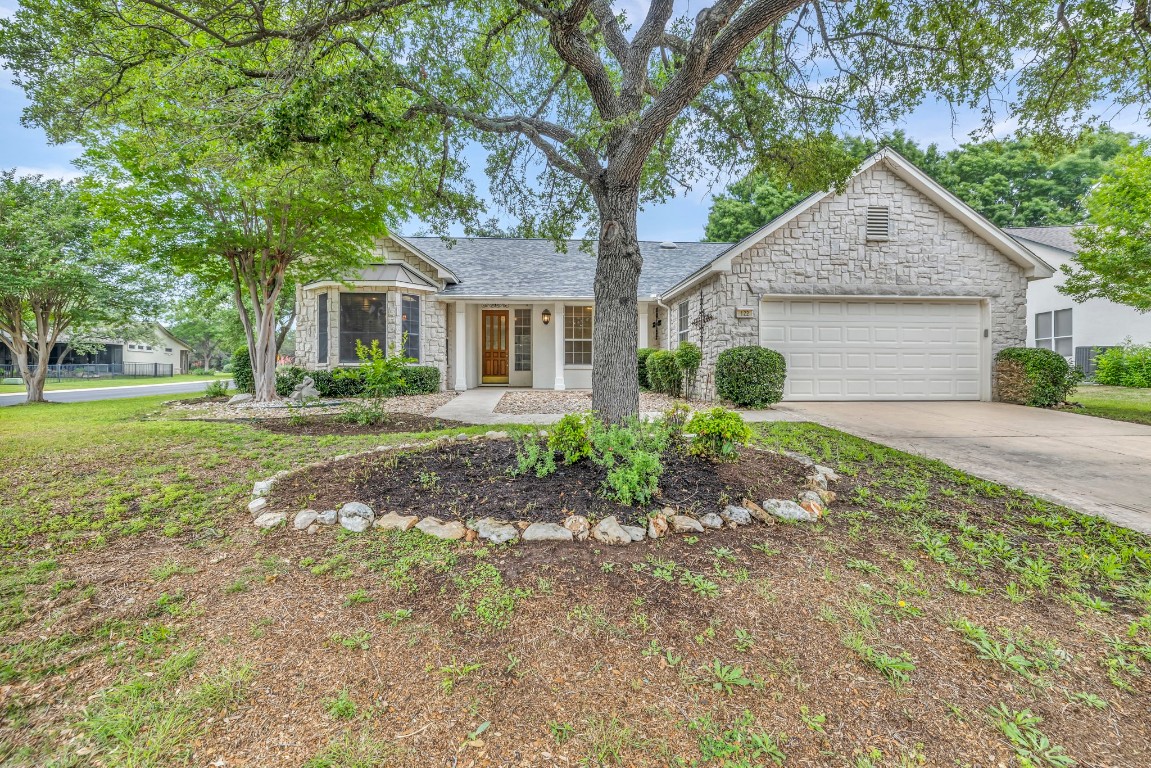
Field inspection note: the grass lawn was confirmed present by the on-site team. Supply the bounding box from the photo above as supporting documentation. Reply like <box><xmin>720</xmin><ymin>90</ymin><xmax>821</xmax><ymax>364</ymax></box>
<box><xmin>0</xmin><ymin>372</ymin><xmax>229</xmax><ymax>394</ymax></box>
<box><xmin>1</xmin><ymin>396</ymin><xmax>1149</xmax><ymax>767</ymax></box>
<box><xmin>1066</xmin><ymin>384</ymin><xmax>1151</xmax><ymax>426</ymax></box>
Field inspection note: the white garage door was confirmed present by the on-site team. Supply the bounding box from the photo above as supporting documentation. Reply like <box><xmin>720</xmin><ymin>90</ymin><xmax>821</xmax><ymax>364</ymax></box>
<box><xmin>760</xmin><ymin>298</ymin><xmax>983</xmax><ymax>400</ymax></box>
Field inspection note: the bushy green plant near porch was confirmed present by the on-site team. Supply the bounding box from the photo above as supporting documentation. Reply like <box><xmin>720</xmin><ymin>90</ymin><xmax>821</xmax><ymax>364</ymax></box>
<box><xmin>647</xmin><ymin>350</ymin><xmax>682</xmax><ymax>396</ymax></box>
<box><xmin>995</xmin><ymin>348</ymin><xmax>1084</xmax><ymax>407</ymax></box>
<box><xmin>675</xmin><ymin>341</ymin><xmax>703</xmax><ymax>398</ymax></box>
<box><xmin>231</xmin><ymin>346</ymin><xmax>253</xmax><ymax>394</ymax></box>
<box><xmin>1094</xmin><ymin>342</ymin><xmax>1151</xmax><ymax>388</ymax></box>
<box><xmin>337</xmin><ymin>339</ymin><xmax>414</xmax><ymax>398</ymax></box>
<box><xmin>637</xmin><ymin>347</ymin><xmax>657</xmax><ymax>390</ymax></box>
<box><xmin>685</xmin><ymin>407</ymin><xmax>751</xmax><ymax>461</ymax></box>
<box><xmin>589</xmin><ymin>417</ymin><xmax>669</xmax><ymax>506</ymax></box>
<box><xmin>548</xmin><ymin>413</ymin><xmax>595</xmax><ymax>464</ymax></box>
<box><xmin>715</xmin><ymin>346</ymin><xmax>786</xmax><ymax>408</ymax></box>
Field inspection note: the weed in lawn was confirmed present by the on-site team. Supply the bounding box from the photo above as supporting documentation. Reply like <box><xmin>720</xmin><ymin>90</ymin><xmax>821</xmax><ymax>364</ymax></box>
<box><xmin>732</xmin><ymin>628</ymin><xmax>755</xmax><ymax>652</ymax></box>
<box><xmin>329</xmin><ymin>629</ymin><xmax>372</xmax><ymax>650</ymax></box>
<box><xmin>149</xmin><ymin>559</ymin><xmax>196</xmax><ymax>582</ymax></box>
<box><xmin>988</xmin><ymin>703</ymin><xmax>1075</xmax><ymax>768</ymax></box>
<box><xmin>302</xmin><ymin>730</ymin><xmax>404</xmax><ymax>767</ymax></box>
<box><xmin>378</xmin><ymin>608</ymin><xmax>413</xmax><ymax>625</ymax></box>
<box><xmin>701</xmin><ymin>659</ymin><xmax>756</xmax><ymax>694</ymax></box>
<box><xmin>582</xmin><ymin>715</ymin><xmax>635</xmax><ymax>765</ymax></box>
<box><xmin>945</xmin><ymin>574</ymin><xmax>987</xmax><ymax>596</ymax></box>
<box><xmin>690</xmin><ymin>710</ymin><xmax>786</xmax><ymax>765</ymax></box>
<box><xmin>343</xmin><ymin>589</ymin><xmax>372</xmax><ymax>606</ymax></box>
<box><xmin>323</xmin><ymin>689</ymin><xmax>359</xmax><ymax>720</ymax></box>
<box><xmin>436</xmin><ymin>659</ymin><xmax>482</xmax><ymax>693</ymax></box>
<box><xmin>1067</xmin><ymin>691</ymin><xmax>1108</xmax><ymax>709</ymax></box>
<box><xmin>224</xmin><ymin>579</ymin><xmax>249</xmax><ymax>594</ymax></box>
<box><xmin>846</xmin><ymin>558</ymin><xmax>882</xmax><ymax>575</ymax></box>
<box><xmin>951</xmin><ymin>618</ymin><xmax>1038</xmax><ymax>681</ymax></box>
<box><xmin>548</xmin><ymin>720</ymin><xmax>575</xmax><ymax>745</ymax></box>
<box><xmin>799</xmin><ymin>705</ymin><xmax>826</xmax><ymax>732</ymax></box>
<box><xmin>679</xmin><ymin>570</ymin><xmax>720</xmax><ymax>598</ymax></box>
<box><xmin>842</xmin><ymin>632</ymin><xmax>915</xmax><ymax>688</ymax></box>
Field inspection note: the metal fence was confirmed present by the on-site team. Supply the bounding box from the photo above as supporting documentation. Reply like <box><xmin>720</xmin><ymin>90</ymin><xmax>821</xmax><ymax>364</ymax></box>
<box><xmin>1074</xmin><ymin>346</ymin><xmax>1116</xmax><ymax>380</ymax></box>
<box><xmin>0</xmin><ymin>362</ymin><xmax>175</xmax><ymax>382</ymax></box>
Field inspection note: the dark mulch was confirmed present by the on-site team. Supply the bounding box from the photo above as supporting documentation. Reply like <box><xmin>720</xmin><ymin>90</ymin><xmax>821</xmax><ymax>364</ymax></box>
<box><xmin>229</xmin><ymin>413</ymin><xmax>468</xmax><ymax>436</ymax></box>
<box><xmin>271</xmin><ymin>439</ymin><xmax>810</xmax><ymax>525</ymax></box>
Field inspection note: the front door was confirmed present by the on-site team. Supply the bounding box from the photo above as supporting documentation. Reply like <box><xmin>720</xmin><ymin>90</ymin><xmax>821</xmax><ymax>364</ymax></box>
<box><xmin>481</xmin><ymin>310</ymin><xmax>509</xmax><ymax>384</ymax></box>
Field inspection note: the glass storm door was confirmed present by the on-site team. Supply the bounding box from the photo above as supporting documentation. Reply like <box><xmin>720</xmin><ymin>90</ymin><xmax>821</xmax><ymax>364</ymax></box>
<box><xmin>481</xmin><ymin>310</ymin><xmax>510</xmax><ymax>383</ymax></box>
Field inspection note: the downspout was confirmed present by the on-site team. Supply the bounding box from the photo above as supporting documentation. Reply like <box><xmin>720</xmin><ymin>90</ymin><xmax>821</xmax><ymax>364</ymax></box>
<box><xmin>650</xmin><ymin>293</ymin><xmax>670</xmax><ymax>349</ymax></box>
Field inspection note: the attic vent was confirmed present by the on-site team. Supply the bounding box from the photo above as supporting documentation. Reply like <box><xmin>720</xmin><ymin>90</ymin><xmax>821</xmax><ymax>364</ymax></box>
<box><xmin>659</xmin><ymin>241</ymin><xmax>678</xmax><ymax>249</ymax></box>
<box><xmin>865</xmin><ymin>206</ymin><xmax>891</xmax><ymax>241</ymax></box>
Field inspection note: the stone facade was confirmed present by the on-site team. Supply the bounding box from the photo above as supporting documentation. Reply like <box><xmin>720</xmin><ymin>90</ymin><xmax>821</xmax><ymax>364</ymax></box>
<box><xmin>295</xmin><ymin>238</ymin><xmax>449</xmax><ymax>390</ymax></box>
<box><xmin>663</xmin><ymin>163</ymin><xmax>1029</xmax><ymax>400</ymax></box>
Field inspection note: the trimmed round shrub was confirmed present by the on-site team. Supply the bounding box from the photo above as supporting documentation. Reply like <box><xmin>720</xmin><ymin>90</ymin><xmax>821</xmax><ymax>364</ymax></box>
<box><xmin>715</xmin><ymin>346</ymin><xmax>786</xmax><ymax>408</ymax></box>
<box><xmin>275</xmin><ymin>365</ymin><xmax>440</xmax><ymax>398</ymax></box>
<box><xmin>685</xmin><ymin>407</ymin><xmax>751</xmax><ymax>461</ymax></box>
<box><xmin>275</xmin><ymin>365</ymin><xmax>307</xmax><ymax>396</ymax></box>
<box><xmin>675</xmin><ymin>341</ymin><xmax>703</xmax><ymax>395</ymax></box>
<box><xmin>231</xmin><ymin>346</ymin><xmax>254</xmax><ymax>394</ymax></box>
<box><xmin>398</xmin><ymin>366</ymin><xmax>441</xmax><ymax>395</ymax></box>
<box><xmin>637</xmin><ymin>347</ymin><xmax>658</xmax><ymax>390</ymax></box>
<box><xmin>646</xmin><ymin>349</ymin><xmax>682</xmax><ymax>396</ymax></box>
<box><xmin>995</xmin><ymin>348</ymin><xmax>1083</xmax><ymax>407</ymax></box>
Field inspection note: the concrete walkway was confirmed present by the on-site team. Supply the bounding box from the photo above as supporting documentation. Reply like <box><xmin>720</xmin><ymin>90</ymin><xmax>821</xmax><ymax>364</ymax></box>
<box><xmin>432</xmin><ymin>388</ymin><xmax>559</xmax><ymax>425</ymax></box>
<box><xmin>773</xmin><ymin>401</ymin><xmax>1151</xmax><ymax>534</ymax></box>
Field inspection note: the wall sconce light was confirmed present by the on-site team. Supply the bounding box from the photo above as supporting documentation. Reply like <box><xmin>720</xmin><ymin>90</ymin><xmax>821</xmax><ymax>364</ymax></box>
<box><xmin>542</xmin><ymin>309</ymin><xmax>552</xmax><ymax>325</ymax></box>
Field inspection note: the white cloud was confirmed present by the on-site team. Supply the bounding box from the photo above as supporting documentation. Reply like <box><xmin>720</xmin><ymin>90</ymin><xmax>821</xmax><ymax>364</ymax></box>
<box><xmin>12</xmin><ymin>165</ymin><xmax>84</xmax><ymax>181</ymax></box>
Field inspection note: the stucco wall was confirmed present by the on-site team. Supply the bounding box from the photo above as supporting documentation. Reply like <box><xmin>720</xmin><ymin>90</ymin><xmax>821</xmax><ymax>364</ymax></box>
<box><xmin>664</xmin><ymin>162</ymin><xmax>1029</xmax><ymax>400</ymax></box>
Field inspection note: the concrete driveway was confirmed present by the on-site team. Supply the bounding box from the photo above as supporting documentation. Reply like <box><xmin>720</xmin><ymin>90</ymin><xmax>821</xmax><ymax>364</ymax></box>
<box><xmin>771</xmin><ymin>401</ymin><xmax>1151</xmax><ymax>534</ymax></box>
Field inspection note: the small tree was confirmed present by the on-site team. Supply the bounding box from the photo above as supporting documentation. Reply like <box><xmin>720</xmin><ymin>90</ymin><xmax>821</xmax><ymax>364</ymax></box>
<box><xmin>0</xmin><ymin>171</ymin><xmax>147</xmax><ymax>402</ymax></box>
<box><xmin>1061</xmin><ymin>143</ymin><xmax>1151</xmax><ymax>312</ymax></box>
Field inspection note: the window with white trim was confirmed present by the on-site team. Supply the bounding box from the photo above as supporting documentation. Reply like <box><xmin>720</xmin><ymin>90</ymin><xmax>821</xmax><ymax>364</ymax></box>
<box><xmin>339</xmin><ymin>293</ymin><xmax>387</xmax><ymax>363</ymax></box>
<box><xmin>514</xmin><ymin>308</ymin><xmax>532</xmax><ymax>371</ymax></box>
<box><xmin>865</xmin><ymin>206</ymin><xmax>891</xmax><ymax>240</ymax></box>
<box><xmin>1035</xmin><ymin>309</ymin><xmax>1072</xmax><ymax>357</ymax></box>
<box><xmin>676</xmin><ymin>301</ymin><xmax>689</xmax><ymax>345</ymax></box>
<box><xmin>564</xmin><ymin>305</ymin><xmax>593</xmax><ymax>365</ymax></box>
<box><xmin>401</xmin><ymin>294</ymin><xmax>420</xmax><ymax>361</ymax></box>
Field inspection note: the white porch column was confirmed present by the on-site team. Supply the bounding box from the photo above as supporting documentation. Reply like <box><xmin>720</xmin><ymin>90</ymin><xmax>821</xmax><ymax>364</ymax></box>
<box><xmin>553</xmin><ymin>302</ymin><xmax>566</xmax><ymax>390</ymax></box>
<box><xmin>637</xmin><ymin>306</ymin><xmax>648</xmax><ymax>348</ymax></box>
<box><xmin>453</xmin><ymin>303</ymin><xmax>468</xmax><ymax>391</ymax></box>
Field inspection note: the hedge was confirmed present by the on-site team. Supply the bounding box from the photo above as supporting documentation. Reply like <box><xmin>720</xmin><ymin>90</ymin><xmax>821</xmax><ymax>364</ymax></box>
<box><xmin>646</xmin><ymin>350</ymin><xmax>682</xmax><ymax>396</ymax></box>
<box><xmin>1094</xmin><ymin>343</ymin><xmax>1151</xmax><ymax>388</ymax></box>
<box><xmin>994</xmin><ymin>347</ymin><xmax>1083</xmax><ymax>407</ymax></box>
<box><xmin>715</xmin><ymin>346</ymin><xmax>786</xmax><ymax>408</ymax></box>
<box><xmin>637</xmin><ymin>347</ymin><xmax>657</xmax><ymax>390</ymax></box>
<box><xmin>275</xmin><ymin>365</ymin><xmax>441</xmax><ymax>398</ymax></box>
<box><xmin>231</xmin><ymin>346</ymin><xmax>253</xmax><ymax>394</ymax></box>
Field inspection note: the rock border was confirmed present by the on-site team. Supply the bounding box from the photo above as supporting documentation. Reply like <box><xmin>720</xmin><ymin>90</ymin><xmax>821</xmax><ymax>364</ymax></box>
<box><xmin>248</xmin><ymin>431</ymin><xmax>837</xmax><ymax>544</ymax></box>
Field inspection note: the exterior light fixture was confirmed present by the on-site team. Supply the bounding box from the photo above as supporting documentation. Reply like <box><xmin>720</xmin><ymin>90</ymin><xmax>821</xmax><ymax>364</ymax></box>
<box><xmin>542</xmin><ymin>309</ymin><xmax>552</xmax><ymax>325</ymax></box>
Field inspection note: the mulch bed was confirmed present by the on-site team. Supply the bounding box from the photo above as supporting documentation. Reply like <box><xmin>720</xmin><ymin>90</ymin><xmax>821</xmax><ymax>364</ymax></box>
<box><xmin>271</xmin><ymin>439</ymin><xmax>810</xmax><ymax>525</ymax></box>
<box><xmin>227</xmin><ymin>413</ymin><xmax>468</xmax><ymax>436</ymax></box>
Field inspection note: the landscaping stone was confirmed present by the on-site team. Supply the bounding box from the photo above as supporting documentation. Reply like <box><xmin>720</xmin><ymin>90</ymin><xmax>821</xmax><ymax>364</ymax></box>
<box><xmin>621</xmin><ymin>524</ymin><xmax>646</xmax><ymax>542</ymax></box>
<box><xmin>338</xmin><ymin>501</ymin><xmax>375</xmax><ymax>533</ymax></box>
<box><xmin>293</xmin><ymin>509</ymin><xmax>319</xmax><ymax>530</ymax></box>
<box><xmin>252</xmin><ymin>479</ymin><xmax>274</xmax><ymax>497</ymax></box>
<box><xmin>228</xmin><ymin>393</ymin><xmax>253</xmax><ymax>405</ymax></box>
<box><xmin>471</xmin><ymin>517</ymin><xmax>518</xmax><ymax>544</ymax></box>
<box><xmin>762</xmin><ymin>498</ymin><xmax>820</xmax><ymax>523</ymax></box>
<box><xmin>814</xmin><ymin>464</ymin><xmax>840</xmax><ymax>482</ymax></box>
<box><xmin>415</xmin><ymin>517</ymin><xmax>468</xmax><ymax>540</ymax></box>
<box><xmin>375</xmin><ymin>513</ymin><xmax>419</xmax><ymax>532</ymax></box>
<box><xmin>647</xmin><ymin>514</ymin><xmax>669</xmax><ymax>539</ymax></box>
<box><xmin>743</xmin><ymin>499</ymin><xmax>773</xmax><ymax>523</ymax></box>
<box><xmin>798</xmin><ymin>490</ymin><xmax>825</xmax><ymax>508</ymax></box>
<box><xmin>563</xmin><ymin>515</ymin><xmax>591</xmax><ymax>542</ymax></box>
<box><xmin>783</xmin><ymin>450</ymin><xmax>814</xmax><ymax>467</ymax></box>
<box><xmin>806</xmin><ymin>473</ymin><xmax>828</xmax><ymax>491</ymax></box>
<box><xmin>591</xmin><ymin>516</ymin><xmax>631</xmax><ymax>545</ymax></box>
<box><xmin>671</xmin><ymin>515</ymin><xmax>705</xmax><ymax>533</ymax></box>
<box><xmin>800</xmin><ymin>499</ymin><xmax>824</xmax><ymax>517</ymax></box>
<box><xmin>306</xmin><ymin>524</ymin><xmax>319</xmax><ymax>535</ymax></box>
<box><xmin>253</xmin><ymin>511</ymin><xmax>285</xmax><ymax>529</ymax></box>
<box><xmin>316</xmin><ymin>509</ymin><xmax>337</xmax><ymax>525</ymax></box>
<box><xmin>699</xmin><ymin>513</ymin><xmax>723</xmax><ymax>529</ymax></box>
<box><xmin>484</xmin><ymin>430</ymin><xmax>509</xmax><ymax>440</ymax></box>
<box><xmin>720</xmin><ymin>505</ymin><xmax>753</xmax><ymax>526</ymax></box>
<box><xmin>247</xmin><ymin>497</ymin><xmax>268</xmax><ymax>516</ymax></box>
<box><xmin>522</xmin><ymin>522</ymin><xmax>573</xmax><ymax>542</ymax></box>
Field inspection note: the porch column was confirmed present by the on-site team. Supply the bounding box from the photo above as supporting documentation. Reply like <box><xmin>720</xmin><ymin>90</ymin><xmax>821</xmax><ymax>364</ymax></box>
<box><xmin>637</xmin><ymin>306</ymin><xmax>648</xmax><ymax>348</ymax></box>
<box><xmin>453</xmin><ymin>303</ymin><xmax>468</xmax><ymax>391</ymax></box>
<box><xmin>553</xmin><ymin>302</ymin><xmax>565</xmax><ymax>390</ymax></box>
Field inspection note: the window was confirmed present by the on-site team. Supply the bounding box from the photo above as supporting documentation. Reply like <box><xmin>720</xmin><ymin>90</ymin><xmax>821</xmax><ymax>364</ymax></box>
<box><xmin>1035</xmin><ymin>309</ymin><xmax>1072</xmax><ymax>357</ymax></box>
<box><xmin>127</xmin><ymin>344</ymin><xmax>135</xmax><ymax>350</ymax></box>
<box><xmin>513</xmin><ymin>309</ymin><xmax>532</xmax><ymax>372</ymax></box>
<box><xmin>339</xmin><ymin>293</ymin><xmax>387</xmax><ymax>363</ymax></box>
<box><xmin>401</xmin><ymin>294</ymin><xmax>420</xmax><ymax>361</ymax></box>
<box><xmin>865</xmin><ymin>206</ymin><xmax>891</xmax><ymax>240</ymax></box>
<box><xmin>164</xmin><ymin>347</ymin><xmax>173</xmax><ymax>353</ymax></box>
<box><xmin>676</xmin><ymin>301</ymin><xmax>689</xmax><ymax>345</ymax></box>
<box><xmin>564</xmin><ymin>305</ymin><xmax>593</xmax><ymax>366</ymax></box>
<box><xmin>317</xmin><ymin>293</ymin><xmax>328</xmax><ymax>363</ymax></box>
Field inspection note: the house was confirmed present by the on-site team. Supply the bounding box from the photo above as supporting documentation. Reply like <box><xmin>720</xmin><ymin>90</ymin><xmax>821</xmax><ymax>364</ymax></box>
<box><xmin>296</xmin><ymin>149</ymin><xmax>1055</xmax><ymax>402</ymax></box>
<box><xmin>1006</xmin><ymin>226</ymin><xmax>1151</xmax><ymax>374</ymax></box>
<box><xmin>0</xmin><ymin>324</ymin><xmax>192</xmax><ymax>375</ymax></box>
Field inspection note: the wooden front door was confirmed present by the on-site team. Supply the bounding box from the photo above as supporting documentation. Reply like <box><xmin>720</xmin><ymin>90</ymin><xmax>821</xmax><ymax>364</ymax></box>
<box><xmin>481</xmin><ymin>310</ymin><xmax>509</xmax><ymax>383</ymax></box>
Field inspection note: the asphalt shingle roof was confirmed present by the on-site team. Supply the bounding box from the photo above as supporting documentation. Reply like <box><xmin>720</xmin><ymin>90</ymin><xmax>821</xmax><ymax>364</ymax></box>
<box><xmin>1004</xmin><ymin>226</ymin><xmax>1078</xmax><ymax>253</ymax></box>
<box><xmin>404</xmin><ymin>237</ymin><xmax>730</xmax><ymax>298</ymax></box>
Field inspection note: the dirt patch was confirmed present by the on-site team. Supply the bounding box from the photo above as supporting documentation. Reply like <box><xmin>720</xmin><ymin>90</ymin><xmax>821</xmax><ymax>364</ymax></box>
<box><xmin>229</xmin><ymin>413</ymin><xmax>470</xmax><ymax>437</ymax></box>
<box><xmin>271</xmin><ymin>440</ymin><xmax>809</xmax><ymax>525</ymax></box>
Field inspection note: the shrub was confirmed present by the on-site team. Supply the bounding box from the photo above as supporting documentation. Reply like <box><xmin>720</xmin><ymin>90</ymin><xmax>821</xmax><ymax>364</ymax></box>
<box><xmin>685</xmin><ymin>407</ymin><xmax>752</xmax><ymax>461</ymax></box>
<box><xmin>338</xmin><ymin>340</ymin><xmax>413</xmax><ymax>398</ymax></box>
<box><xmin>637</xmin><ymin>347</ymin><xmax>658</xmax><ymax>390</ymax></box>
<box><xmin>511</xmin><ymin>434</ymin><xmax>557</xmax><ymax>478</ymax></box>
<box><xmin>548</xmin><ymin>413</ymin><xmax>595</xmax><ymax>464</ymax></box>
<box><xmin>189</xmin><ymin>366</ymin><xmax>207</xmax><ymax>375</ymax></box>
<box><xmin>277</xmin><ymin>363</ymin><xmax>439</xmax><ymax>398</ymax></box>
<box><xmin>589</xmin><ymin>417</ymin><xmax>669</xmax><ymax>506</ymax></box>
<box><xmin>1093</xmin><ymin>342</ymin><xmax>1151</xmax><ymax>388</ymax></box>
<box><xmin>715</xmin><ymin>346</ymin><xmax>786</xmax><ymax>408</ymax></box>
<box><xmin>647</xmin><ymin>350</ymin><xmax>682</xmax><ymax>396</ymax></box>
<box><xmin>335</xmin><ymin>399</ymin><xmax>388</xmax><ymax>426</ymax></box>
<box><xmin>994</xmin><ymin>347</ymin><xmax>1084</xmax><ymax>407</ymax></box>
<box><xmin>675</xmin><ymin>341</ymin><xmax>703</xmax><ymax>397</ymax></box>
<box><xmin>203</xmin><ymin>379</ymin><xmax>229</xmax><ymax>398</ymax></box>
<box><xmin>231</xmin><ymin>346</ymin><xmax>254</xmax><ymax>394</ymax></box>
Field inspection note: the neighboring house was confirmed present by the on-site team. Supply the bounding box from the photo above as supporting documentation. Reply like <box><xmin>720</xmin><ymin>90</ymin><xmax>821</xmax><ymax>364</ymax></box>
<box><xmin>0</xmin><ymin>324</ymin><xmax>192</xmax><ymax>375</ymax></box>
<box><xmin>1006</xmin><ymin>226</ymin><xmax>1151</xmax><ymax>372</ymax></box>
<box><xmin>297</xmin><ymin>149</ymin><xmax>1054</xmax><ymax>402</ymax></box>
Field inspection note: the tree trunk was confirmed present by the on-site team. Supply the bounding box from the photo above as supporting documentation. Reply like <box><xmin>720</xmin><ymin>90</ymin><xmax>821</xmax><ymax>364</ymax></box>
<box><xmin>252</xmin><ymin>301</ymin><xmax>280</xmax><ymax>401</ymax></box>
<box><xmin>590</xmin><ymin>185</ymin><xmax>643</xmax><ymax>423</ymax></box>
<box><xmin>20</xmin><ymin>339</ymin><xmax>48</xmax><ymax>403</ymax></box>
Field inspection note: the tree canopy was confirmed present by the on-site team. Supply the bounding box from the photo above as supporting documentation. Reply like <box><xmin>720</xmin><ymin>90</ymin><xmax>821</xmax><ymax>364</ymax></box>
<box><xmin>1062</xmin><ymin>143</ymin><xmax>1151</xmax><ymax>313</ymax></box>
<box><xmin>704</xmin><ymin>129</ymin><xmax>1134</xmax><ymax>242</ymax></box>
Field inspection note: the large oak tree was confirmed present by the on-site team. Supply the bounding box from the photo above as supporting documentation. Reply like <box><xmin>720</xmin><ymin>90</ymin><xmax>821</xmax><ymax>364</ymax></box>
<box><xmin>4</xmin><ymin>1</ymin><xmax>1148</xmax><ymax>419</ymax></box>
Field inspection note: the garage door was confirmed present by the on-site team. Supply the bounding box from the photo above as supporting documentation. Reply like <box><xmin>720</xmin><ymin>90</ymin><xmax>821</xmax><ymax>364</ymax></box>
<box><xmin>760</xmin><ymin>298</ymin><xmax>982</xmax><ymax>400</ymax></box>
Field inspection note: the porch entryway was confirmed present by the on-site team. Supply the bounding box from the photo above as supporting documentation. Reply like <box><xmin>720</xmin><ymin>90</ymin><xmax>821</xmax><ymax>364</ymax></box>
<box><xmin>481</xmin><ymin>309</ymin><xmax>510</xmax><ymax>384</ymax></box>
